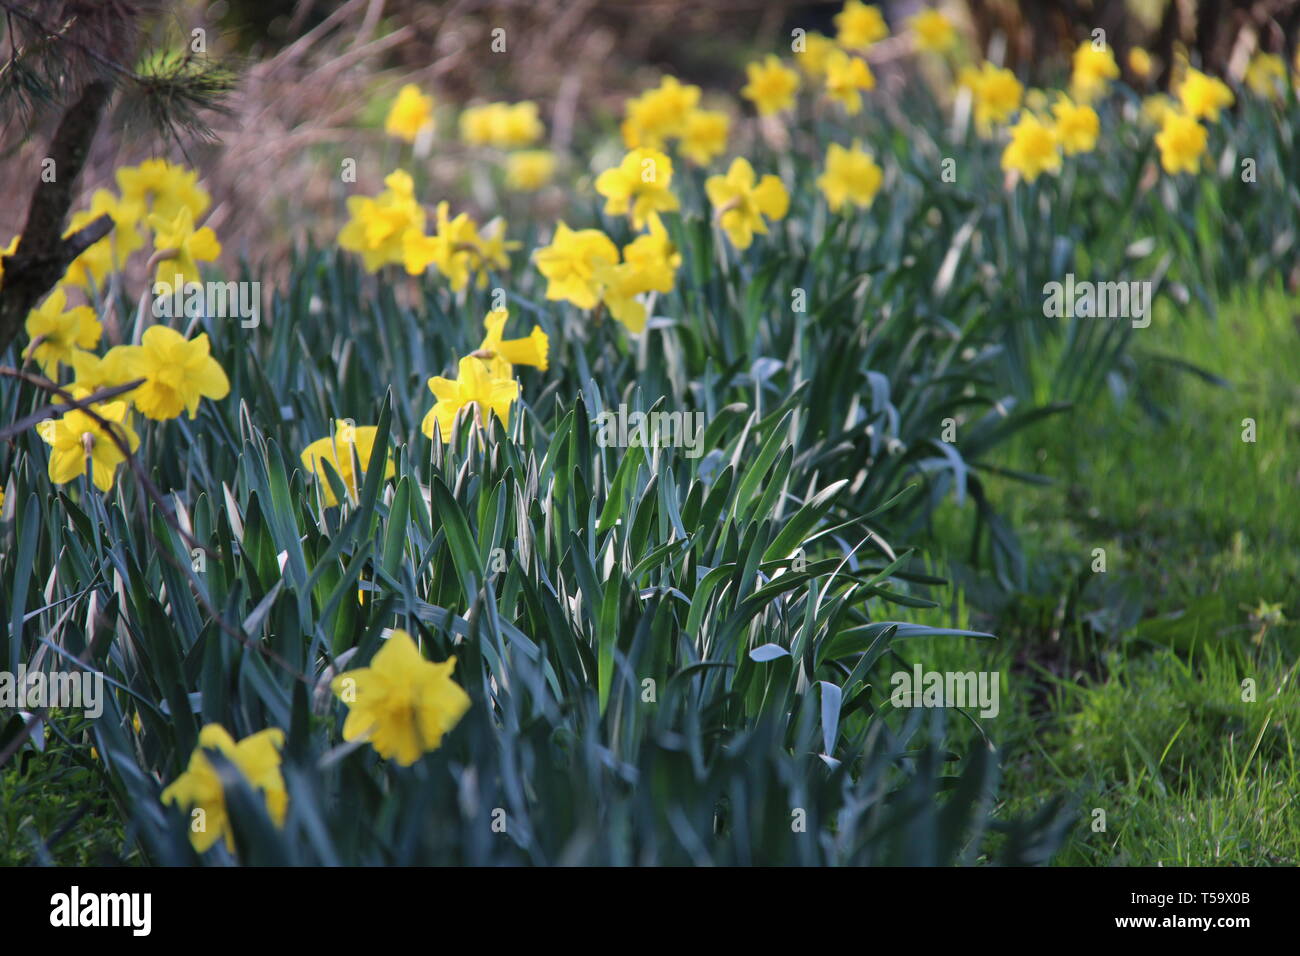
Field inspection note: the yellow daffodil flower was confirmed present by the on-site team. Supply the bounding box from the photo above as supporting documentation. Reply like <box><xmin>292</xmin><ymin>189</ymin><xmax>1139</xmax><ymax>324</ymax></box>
<box><xmin>459</xmin><ymin>101</ymin><xmax>544</xmax><ymax>148</ymax></box>
<box><xmin>1128</xmin><ymin>47</ymin><xmax>1154</xmax><ymax>81</ymax></box>
<box><xmin>1070</xmin><ymin>41</ymin><xmax>1119</xmax><ymax>103</ymax></box>
<box><xmin>534</xmin><ymin>222</ymin><xmax>620</xmax><ymax>310</ymax></box>
<box><xmin>330</xmin><ymin>629</ymin><xmax>470</xmax><ymax>766</ymax></box>
<box><xmin>817</xmin><ymin>141</ymin><xmax>883</xmax><ymax>213</ymax></box>
<box><xmin>621</xmin><ymin>212</ymin><xmax>680</xmax><ymax>293</ymax></box>
<box><xmin>679</xmin><ymin>108</ymin><xmax>729</xmax><ymax>166</ymax></box>
<box><xmin>1155</xmin><ymin>109</ymin><xmax>1208</xmax><ymax>174</ymax></box>
<box><xmin>835</xmin><ymin>1</ymin><xmax>889</xmax><ymax>50</ymax></box>
<box><xmin>23</xmin><ymin>288</ymin><xmax>102</xmax><ymax>376</ymax></box>
<box><xmin>1001</xmin><ymin>112</ymin><xmax>1062</xmax><ymax>182</ymax></box>
<box><xmin>475</xmin><ymin>309</ymin><xmax>549</xmax><ymax>376</ymax></box>
<box><xmin>1051</xmin><ymin>95</ymin><xmax>1100</xmax><ymax>155</ymax></box>
<box><xmin>385</xmin><ymin>84</ymin><xmax>435</xmax><ymax>143</ymax></box>
<box><xmin>960</xmin><ymin>61</ymin><xmax>1023</xmax><ymax>134</ymax></box>
<box><xmin>1244</xmin><ymin>53</ymin><xmax>1285</xmax><ymax>100</ymax></box>
<box><xmin>300</xmin><ymin>420</ymin><xmax>395</xmax><ymax>506</ymax></box>
<box><xmin>794</xmin><ymin>32</ymin><xmax>838</xmax><ymax>78</ymax></box>
<box><xmin>35</xmin><ymin>385</ymin><xmax>139</xmax><ymax>492</ymax></box>
<box><xmin>504</xmin><ymin>150</ymin><xmax>557</xmax><ymax>191</ymax></box>
<box><xmin>621</xmin><ymin>76</ymin><xmax>701</xmax><ymax>149</ymax></box>
<box><xmin>148</xmin><ymin>207</ymin><xmax>222</xmax><ymax>287</ymax></box>
<box><xmin>422</xmin><ymin>355</ymin><xmax>519</xmax><ymax>442</ymax></box>
<box><xmin>908</xmin><ymin>9</ymin><xmax>956</xmax><ymax>53</ymax></box>
<box><xmin>111</xmin><ymin>325</ymin><xmax>230</xmax><ymax>420</ymax></box>
<box><xmin>705</xmin><ymin>157</ymin><xmax>789</xmax><ymax>250</ymax></box>
<box><xmin>160</xmin><ymin>724</ymin><xmax>287</xmax><ymax>852</ymax></box>
<box><xmin>115</xmin><ymin>158</ymin><xmax>210</xmax><ymax>223</ymax></box>
<box><xmin>338</xmin><ymin>169</ymin><xmax>425</xmax><ymax>273</ymax></box>
<box><xmin>741</xmin><ymin>55</ymin><xmax>800</xmax><ymax>116</ymax></box>
<box><xmin>1177</xmin><ymin>67</ymin><xmax>1234</xmax><ymax>122</ymax></box>
<box><xmin>824</xmin><ymin>50</ymin><xmax>876</xmax><ymax>115</ymax></box>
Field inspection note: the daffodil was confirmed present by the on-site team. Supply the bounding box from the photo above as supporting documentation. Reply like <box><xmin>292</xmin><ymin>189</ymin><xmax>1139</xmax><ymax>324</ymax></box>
<box><xmin>385</xmin><ymin>84</ymin><xmax>435</xmax><ymax>142</ymax></box>
<box><xmin>908</xmin><ymin>9</ymin><xmax>955</xmax><ymax>53</ymax></box>
<box><xmin>1244</xmin><ymin>53</ymin><xmax>1285</xmax><ymax>100</ymax></box>
<box><xmin>160</xmin><ymin>724</ymin><xmax>287</xmax><ymax>852</ymax></box>
<box><xmin>621</xmin><ymin>76</ymin><xmax>701</xmax><ymax>149</ymax></box>
<box><xmin>595</xmin><ymin>261</ymin><xmax>658</xmax><ymax>333</ymax></box>
<box><xmin>1051</xmin><ymin>95</ymin><xmax>1100</xmax><ymax>155</ymax></box>
<box><xmin>23</xmin><ymin>288</ymin><xmax>102</xmax><ymax>376</ymax></box>
<box><xmin>679</xmin><ymin>108</ymin><xmax>729</xmax><ymax>166</ymax></box>
<box><xmin>705</xmin><ymin>157</ymin><xmax>789</xmax><ymax>250</ymax></box>
<box><xmin>459</xmin><ymin>102</ymin><xmax>544</xmax><ymax>148</ymax></box>
<box><xmin>35</xmin><ymin>385</ymin><xmax>139</xmax><ymax>492</ymax></box>
<box><xmin>1177</xmin><ymin>67</ymin><xmax>1234</xmax><ymax>122</ymax></box>
<box><xmin>817</xmin><ymin>141</ymin><xmax>883</xmax><ymax>213</ymax></box>
<box><xmin>835</xmin><ymin>1</ymin><xmax>888</xmax><ymax>50</ymax></box>
<box><xmin>1128</xmin><ymin>47</ymin><xmax>1154</xmax><ymax>81</ymax></box>
<box><xmin>960</xmin><ymin>61</ymin><xmax>1023</xmax><ymax>134</ymax></box>
<box><xmin>112</xmin><ymin>325</ymin><xmax>230</xmax><ymax>420</ymax></box>
<box><xmin>1070</xmin><ymin>41</ymin><xmax>1119</xmax><ymax>103</ymax></box>
<box><xmin>741</xmin><ymin>55</ymin><xmax>800</xmax><ymax>116</ymax></box>
<box><xmin>68</xmin><ymin>346</ymin><xmax>138</xmax><ymax>393</ymax></box>
<box><xmin>594</xmin><ymin>148</ymin><xmax>680</xmax><ymax>229</ymax></box>
<box><xmin>115</xmin><ymin>158</ymin><xmax>210</xmax><ymax>223</ymax></box>
<box><xmin>63</xmin><ymin>190</ymin><xmax>145</xmax><ymax>289</ymax></box>
<box><xmin>504</xmin><ymin>150</ymin><xmax>556</xmax><ymax>191</ymax></box>
<box><xmin>403</xmin><ymin>201</ymin><xmax>479</xmax><ymax>287</ymax></box>
<box><xmin>794</xmin><ymin>32</ymin><xmax>838</xmax><ymax>78</ymax></box>
<box><xmin>1154</xmin><ymin>109</ymin><xmax>1208</xmax><ymax>174</ymax></box>
<box><xmin>474</xmin><ymin>309</ymin><xmax>549</xmax><ymax>376</ymax></box>
<box><xmin>1141</xmin><ymin>93</ymin><xmax>1177</xmax><ymax>127</ymax></box>
<box><xmin>300</xmin><ymin>420</ymin><xmax>395</xmax><ymax>506</ymax></box>
<box><xmin>534</xmin><ymin>222</ymin><xmax>620</xmax><ymax>310</ymax></box>
<box><xmin>148</xmin><ymin>207</ymin><xmax>222</xmax><ymax>287</ymax></box>
<box><xmin>338</xmin><ymin>170</ymin><xmax>425</xmax><ymax>273</ymax></box>
<box><xmin>621</xmin><ymin>212</ymin><xmax>680</xmax><ymax>293</ymax></box>
<box><xmin>823</xmin><ymin>50</ymin><xmax>876</xmax><ymax>114</ymax></box>
<box><xmin>330</xmin><ymin>630</ymin><xmax>470</xmax><ymax>766</ymax></box>
<box><xmin>421</xmin><ymin>355</ymin><xmax>519</xmax><ymax>442</ymax></box>
<box><xmin>1001</xmin><ymin>112</ymin><xmax>1061</xmax><ymax>182</ymax></box>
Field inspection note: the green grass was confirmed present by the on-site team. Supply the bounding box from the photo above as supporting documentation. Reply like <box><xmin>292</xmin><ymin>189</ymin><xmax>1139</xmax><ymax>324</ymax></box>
<box><xmin>907</xmin><ymin>282</ymin><xmax>1300</xmax><ymax>865</ymax></box>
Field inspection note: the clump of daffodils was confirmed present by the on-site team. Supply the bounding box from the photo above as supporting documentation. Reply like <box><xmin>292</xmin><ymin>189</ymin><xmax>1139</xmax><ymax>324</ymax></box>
<box><xmin>419</xmin><ymin>308</ymin><xmax>547</xmax><ymax>444</ymax></box>
<box><xmin>18</xmin><ymin>160</ymin><xmax>231</xmax><ymax>493</ymax></box>
<box><xmin>620</xmin><ymin>75</ymin><xmax>729</xmax><ymax>167</ymax></box>
<box><xmin>337</xmin><ymin>169</ymin><xmax>518</xmax><ymax>289</ymax></box>
<box><xmin>533</xmin><ymin>213</ymin><xmax>680</xmax><ymax>333</ymax></box>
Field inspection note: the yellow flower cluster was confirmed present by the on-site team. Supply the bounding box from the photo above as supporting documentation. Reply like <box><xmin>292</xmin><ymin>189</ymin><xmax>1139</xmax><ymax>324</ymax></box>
<box><xmin>534</xmin><ymin>212</ymin><xmax>680</xmax><ymax>334</ymax></box>
<box><xmin>460</xmin><ymin>101</ymin><xmax>544</xmax><ymax>148</ymax></box>
<box><xmin>19</xmin><ymin>160</ymin><xmax>230</xmax><ymax>492</ymax></box>
<box><xmin>621</xmin><ymin>76</ymin><xmax>730</xmax><ymax>167</ymax></box>
<box><xmin>160</xmin><ymin>628</ymin><xmax>472</xmax><ymax>851</ymax></box>
<box><xmin>961</xmin><ymin>62</ymin><xmax>1024</xmax><ymax>135</ymax></box>
<box><xmin>337</xmin><ymin>170</ymin><xmax>518</xmax><ymax>289</ymax></box>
